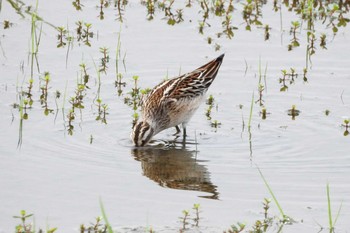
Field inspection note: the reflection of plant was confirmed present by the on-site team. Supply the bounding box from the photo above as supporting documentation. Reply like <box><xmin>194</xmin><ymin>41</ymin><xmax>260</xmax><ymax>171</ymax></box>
<box><xmin>287</xmin><ymin>105</ymin><xmax>301</xmax><ymax>120</ymax></box>
<box><xmin>342</xmin><ymin>117</ymin><xmax>350</xmax><ymax>136</ymax></box>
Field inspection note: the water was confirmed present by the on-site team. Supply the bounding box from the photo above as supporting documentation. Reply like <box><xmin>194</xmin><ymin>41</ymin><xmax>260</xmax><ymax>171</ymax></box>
<box><xmin>0</xmin><ymin>1</ymin><xmax>350</xmax><ymax>232</ymax></box>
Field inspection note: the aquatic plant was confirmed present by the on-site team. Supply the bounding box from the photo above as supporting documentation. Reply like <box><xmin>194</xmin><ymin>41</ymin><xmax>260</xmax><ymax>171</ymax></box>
<box><xmin>80</xmin><ymin>216</ymin><xmax>107</xmax><ymax>233</ymax></box>
<box><xmin>257</xmin><ymin>166</ymin><xmax>293</xmax><ymax>225</ymax></box>
<box><xmin>99</xmin><ymin>47</ymin><xmax>110</xmax><ymax>74</ymax></box>
<box><xmin>82</xmin><ymin>23</ymin><xmax>93</xmax><ymax>47</ymax></box>
<box><xmin>260</xmin><ymin>107</ymin><xmax>267</xmax><ymax>120</ymax></box>
<box><xmin>98</xmin><ymin>0</ymin><xmax>110</xmax><ymax>20</ymax></box>
<box><xmin>287</xmin><ymin>105</ymin><xmax>300</xmax><ymax>120</ymax></box>
<box><xmin>3</xmin><ymin>20</ymin><xmax>13</xmax><ymax>29</ymax></box>
<box><xmin>223</xmin><ymin>222</ymin><xmax>245</xmax><ymax>233</ymax></box>
<box><xmin>205</xmin><ymin>94</ymin><xmax>215</xmax><ymax>120</ymax></box>
<box><xmin>72</xmin><ymin>0</ymin><xmax>83</xmax><ymax>11</ymax></box>
<box><xmin>326</xmin><ymin>183</ymin><xmax>343</xmax><ymax>232</ymax></box>
<box><xmin>341</xmin><ymin>117</ymin><xmax>350</xmax><ymax>136</ymax></box>
<box><xmin>40</xmin><ymin>72</ymin><xmax>53</xmax><ymax>116</ymax></box>
<box><xmin>66</xmin><ymin>72</ymin><xmax>87</xmax><ymax>135</ymax></box>
<box><xmin>99</xmin><ymin>198</ymin><xmax>114</xmax><ymax>233</ymax></box>
<box><xmin>57</xmin><ymin>26</ymin><xmax>67</xmax><ymax>48</ymax></box>
<box><xmin>13</xmin><ymin>210</ymin><xmax>57</xmax><ymax>233</ymax></box>
<box><xmin>192</xmin><ymin>203</ymin><xmax>201</xmax><ymax>227</ymax></box>
<box><xmin>179</xmin><ymin>209</ymin><xmax>190</xmax><ymax>230</ymax></box>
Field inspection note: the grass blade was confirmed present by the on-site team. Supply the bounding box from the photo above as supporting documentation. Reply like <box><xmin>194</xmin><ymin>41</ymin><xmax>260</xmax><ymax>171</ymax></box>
<box><xmin>99</xmin><ymin>198</ymin><xmax>114</xmax><ymax>233</ymax></box>
<box><xmin>257</xmin><ymin>166</ymin><xmax>285</xmax><ymax>218</ymax></box>
<box><xmin>327</xmin><ymin>183</ymin><xmax>333</xmax><ymax>230</ymax></box>
<box><xmin>247</xmin><ymin>92</ymin><xmax>254</xmax><ymax>130</ymax></box>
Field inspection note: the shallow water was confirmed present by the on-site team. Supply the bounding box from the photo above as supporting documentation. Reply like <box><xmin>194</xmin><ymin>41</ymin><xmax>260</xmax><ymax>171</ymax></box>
<box><xmin>0</xmin><ymin>1</ymin><xmax>350</xmax><ymax>232</ymax></box>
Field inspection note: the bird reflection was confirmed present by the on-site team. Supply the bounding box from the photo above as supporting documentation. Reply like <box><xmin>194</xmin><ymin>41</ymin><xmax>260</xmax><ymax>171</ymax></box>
<box><xmin>131</xmin><ymin>146</ymin><xmax>219</xmax><ymax>199</ymax></box>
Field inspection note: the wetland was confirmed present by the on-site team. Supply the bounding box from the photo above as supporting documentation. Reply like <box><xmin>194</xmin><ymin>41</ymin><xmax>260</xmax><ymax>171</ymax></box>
<box><xmin>0</xmin><ymin>0</ymin><xmax>350</xmax><ymax>232</ymax></box>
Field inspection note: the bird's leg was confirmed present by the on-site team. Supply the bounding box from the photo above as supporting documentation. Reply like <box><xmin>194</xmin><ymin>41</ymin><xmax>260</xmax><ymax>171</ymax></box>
<box><xmin>173</xmin><ymin>125</ymin><xmax>181</xmax><ymax>135</ymax></box>
<box><xmin>182</xmin><ymin>126</ymin><xmax>187</xmax><ymax>146</ymax></box>
<box><xmin>182</xmin><ymin>124</ymin><xmax>187</xmax><ymax>138</ymax></box>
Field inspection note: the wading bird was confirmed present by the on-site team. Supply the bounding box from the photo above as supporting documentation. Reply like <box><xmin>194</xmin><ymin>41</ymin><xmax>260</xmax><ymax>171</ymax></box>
<box><xmin>131</xmin><ymin>54</ymin><xmax>225</xmax><ymax>147</ymax></box>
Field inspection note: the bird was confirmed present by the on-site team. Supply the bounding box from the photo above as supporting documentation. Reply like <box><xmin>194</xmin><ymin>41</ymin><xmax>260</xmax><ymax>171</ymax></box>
<box><xmin>131</xmin><ymin>54</ymin><xmax>225</xmax><ymax>147</ymax></box>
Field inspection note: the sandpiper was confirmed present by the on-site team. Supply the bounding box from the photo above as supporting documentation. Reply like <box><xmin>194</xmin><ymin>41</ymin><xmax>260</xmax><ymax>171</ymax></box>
<box><xmin>131</xmin><ymin>54</ymin><xmax>225</xmax><ymax>146</ymax></box>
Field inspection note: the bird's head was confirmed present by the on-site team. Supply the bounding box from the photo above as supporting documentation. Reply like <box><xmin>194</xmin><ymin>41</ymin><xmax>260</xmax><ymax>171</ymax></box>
<box><xmin>131</xmin><ymin>121</ymin><xmax>155</xmax><ymax>147</ymax></box>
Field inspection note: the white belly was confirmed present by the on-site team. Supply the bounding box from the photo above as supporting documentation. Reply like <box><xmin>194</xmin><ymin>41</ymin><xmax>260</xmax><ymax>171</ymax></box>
<box><xmin>168</xmin><ymin>95</ymin><xmax>205</xmax><ymax>128</ymax></box>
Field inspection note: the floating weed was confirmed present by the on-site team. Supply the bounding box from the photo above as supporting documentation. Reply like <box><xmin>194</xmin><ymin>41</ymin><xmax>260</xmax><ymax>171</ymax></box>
<box><xmin>287</xmin><ymin>105</ymin><xmax>300</xmax><ymax>120</ymax></box>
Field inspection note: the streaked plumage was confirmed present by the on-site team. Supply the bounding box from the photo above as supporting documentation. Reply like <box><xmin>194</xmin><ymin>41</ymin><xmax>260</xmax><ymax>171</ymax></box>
<box><xmin>131</xmin><ymin>54</ymin><xmax>225</xmax><ymax>147</ymax></box>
